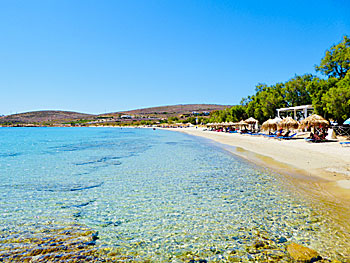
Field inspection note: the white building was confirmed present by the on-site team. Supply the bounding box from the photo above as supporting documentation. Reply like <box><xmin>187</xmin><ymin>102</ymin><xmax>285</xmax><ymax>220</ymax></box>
<box><xmin>276</xmin><ymin>105</ymin><xmax>314</xmax><ymax>120</ymax></box>
<box><xmin>120</xmin><ymin>115</ymin><xmax>133</xmax><ymax>119</ymax></box>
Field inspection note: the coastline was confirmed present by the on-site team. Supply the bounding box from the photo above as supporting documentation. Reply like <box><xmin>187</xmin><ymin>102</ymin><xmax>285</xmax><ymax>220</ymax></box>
<box><xmin>1</xmin><ymin>126</ymin><xmax>350</xmax><ymax>261</ymax></box>
<box><xmin>164</xmin><ymin>127</ymin><xmax>350</xmax><ymax>229</ymax></box>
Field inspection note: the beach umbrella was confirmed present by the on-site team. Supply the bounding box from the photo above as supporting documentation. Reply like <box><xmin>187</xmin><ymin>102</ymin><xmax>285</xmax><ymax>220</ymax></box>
<box><xmin>245</xmin><ymin>117</ymin><xmax>259</xmax><ymax>131</ymax></box>
<box><xmin>299</xmin><ymin>114</ymin><xmax>329</xmax><ymax>129</ymax></box>
<box><xmin>343</xmin><ymin>118</ymin><xmax>350</xmax><ymax>125</ymax></box>
<box><xmin>261</xmin><ymin>119</ymin><xmax>277</xmax><ymax>131</ymax></box>
<box><xmin>280</xmin><ymin>117</ymin><xmax>299</xmax><ymax>130</ymax></box>
<box><xmin>238</xmin><ymin>120</ymin><xmax>248</xmax><ymax>126</ymax></box>
<box><xmin>273</xmin><ymin>117</ymin><xmax>282</xmax><ymax>124</ymax></box>
<box><xmin>237</xmin><ymin>120</ymin><xmax>248</xmax><ymax>130</ymax></box>
<box><xmin>245</xmin><ymin>117</ymin><xmax>258</xmax><ymax>124</ymax></box>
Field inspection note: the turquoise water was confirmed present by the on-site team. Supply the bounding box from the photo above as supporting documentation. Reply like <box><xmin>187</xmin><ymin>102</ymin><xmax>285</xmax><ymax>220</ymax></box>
<box><xmin>0</xmin><ymin>127</ymin><xmax>348</xmax><ymax>262</ymax></box>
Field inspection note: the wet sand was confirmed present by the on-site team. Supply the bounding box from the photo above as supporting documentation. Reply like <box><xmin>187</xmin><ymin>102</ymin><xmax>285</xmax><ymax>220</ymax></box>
<box><xmin>165</xmin><ymin>127</ymin><xmax>350</xmax><ymax>231</ymax></box>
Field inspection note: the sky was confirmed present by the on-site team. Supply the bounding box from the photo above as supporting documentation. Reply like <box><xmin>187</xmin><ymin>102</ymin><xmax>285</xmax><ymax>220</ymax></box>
<box><xmin>0</xmin><ymin>0</ymin><xmax>349</xmax><ymax>115</ymax></box>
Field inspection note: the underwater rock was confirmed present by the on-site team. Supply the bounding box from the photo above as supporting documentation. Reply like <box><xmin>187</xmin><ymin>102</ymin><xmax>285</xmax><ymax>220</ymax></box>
<box><xmin>287</xmin><ymin>242</ymin><xmax>322</xmax><ymax>262</ymax></box>
<box><xmin>266</xmin><ymin>249</ymin><xmax>286</xmax><ymax>260</ymax></box>
<box><xmin>253</xmin><ymin>240</ymin><xmax>268</xmax><ymax>249</ymax></box>
<box><xmin>277</xmin><ymin>236</ymin><xmax>288</xmax><ymax>243</ymax></box>
<box><xmin>0</xmin><ymin>226</ymin><xmax>114</xmax><ymax>262</ymax></box>
<box><xmin>91</xmin><ymin>231</ymin><xmax>99</xmax><ymax>241</ymax></box>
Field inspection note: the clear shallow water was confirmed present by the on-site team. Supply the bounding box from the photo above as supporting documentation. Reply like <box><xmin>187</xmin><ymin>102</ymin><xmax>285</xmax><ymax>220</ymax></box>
<box><xmin>0</xmin><ymin>127</ymin><xmax>349</xmax><ymax>262</ymax></box>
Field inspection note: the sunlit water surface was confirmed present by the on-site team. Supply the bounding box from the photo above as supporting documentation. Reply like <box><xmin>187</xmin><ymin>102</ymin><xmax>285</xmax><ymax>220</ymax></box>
<box><xmin>0</xmin><ymin>127</ymin><xmax>349</xmax><ymax>262</ymax></box>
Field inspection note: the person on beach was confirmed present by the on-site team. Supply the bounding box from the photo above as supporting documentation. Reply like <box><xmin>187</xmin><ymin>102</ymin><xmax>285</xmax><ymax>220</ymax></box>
<box><xmin>282</xmin><ymin>130</ymin><xmax>290</xmax><ymax>137</ymax></box>
<box><xmin>277</xmin><ymin>128</ymin><xmax>283</xmax><ymax>136</ymax></box>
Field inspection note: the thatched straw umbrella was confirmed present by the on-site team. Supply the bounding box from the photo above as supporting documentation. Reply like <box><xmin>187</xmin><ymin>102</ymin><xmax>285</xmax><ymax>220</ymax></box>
<box><xmin>273</xmin><ymin>117</ymin><xmax>282</xmax><ymax>125</ymax></box>
<box><xmin>279</xmin><ymin>117</ymin><xmax>299</xmax><ymax>130</ymax></box>
<box><xmin>299</xmin><ymin>114</ymin><xmax>329</xmax><ymax>129</ymax></box>
<box><xmin>232</xmin><ymin>122</ymin><xmax>240</xmax><ymax>127</ymax></box>
<box><xmin>245</xmin><ymin>117</ymin><xmax>258</xmax><ymax>124</ymax></box>
<box><xmin>237</xmin><ymin>120</ymin><xmax>248</xmax><ymax>130</ymax></box>
<box><xmin>238</xmin><ymin>120</ymin><xmax>248</xmax><ymax>126</ymax></box>
<box><xmin>261</xmin><ymin>119</ymin><xmax>277</xmax><ymax>131</ymax></box>
<box><xmin>245</xmin><ymin>117</ymin><xmax>259</xmax><ymax>131</ymax></box>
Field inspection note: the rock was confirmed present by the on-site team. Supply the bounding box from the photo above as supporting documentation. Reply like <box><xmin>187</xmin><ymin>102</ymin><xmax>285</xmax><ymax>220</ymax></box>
<box><xmin>226</xmin><ymin>254</ymin><xmax>241</xmax><ymax>262</ymax></box>
<box><xmin>84</xmin><ymin>241</ymin><xmax>96</xmax><ymax>246</ymax></box>
<box><xmin>277</xmin><ymin>237</ymin><xmax>288</xmax><ymax>243</ymax></box>
<box><xmin>188</xmin><ymin>260</ymin><xmax>207</xmax><ymax>263</ymax></box>
<box><xmin>266</xmin><ymin>250</ymin><xmax>286</xmax><ymax>260</ymax></box>
<box><xmin>254</xmin><ymin>240</ymin><xmax>268</xmax><ymax>249</ymax></box>
<box><xmin>287</xmin><ymin>242</ymin><xmax>322</xmax><ymax>262</ymax></box>
<box><xmin>91</xmin><ymin>231</ymin><xmax>99</xmax><ymax>241</ymax></box>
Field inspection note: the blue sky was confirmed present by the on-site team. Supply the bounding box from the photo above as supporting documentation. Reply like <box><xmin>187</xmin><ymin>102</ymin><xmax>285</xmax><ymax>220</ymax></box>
<box><xmin>0</xmin><ymin>0</ymin><xmax>349</xmax><ymax>115</ymax></box>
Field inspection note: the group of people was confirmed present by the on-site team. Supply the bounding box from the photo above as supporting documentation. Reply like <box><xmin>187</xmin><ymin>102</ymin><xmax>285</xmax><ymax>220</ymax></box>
<box><xmin>275</xmin><ymin>128</ymin><xmax>290</xmax><ymax>137</ymax></box>
<box><xmin>209</xmin><ymin>126</ymin><xmax>330</xmax><ymax>143</ymax></box>
<box><xmin>308</xmin><ymin>128</ymin><xmax>328</xmax><ymax>142</ymax></box>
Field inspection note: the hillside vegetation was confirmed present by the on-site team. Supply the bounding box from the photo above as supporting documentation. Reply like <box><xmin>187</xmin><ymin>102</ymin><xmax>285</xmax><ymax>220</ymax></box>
<box><xmin>0</xmin><ymin>111</ymin><xmax>95</xmax><ymax>125</ymax></box>
<box><xmin>0</xmin><ymin>104</ymin><xmax>230</xmax><ymax>126</ymax></box>
<box><xmin>103</xmin><ymin>104</ymin><xmax>231</xmax><ymax>118</ymax></box>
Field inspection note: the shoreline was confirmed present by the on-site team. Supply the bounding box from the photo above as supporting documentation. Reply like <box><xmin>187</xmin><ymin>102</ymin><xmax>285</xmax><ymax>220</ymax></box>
<box><xmin>164</xmin><ymin>127</ymin><xmax>350</xmax><ymax>230</ymax></box>
<box><xmin>1</xmin><ymin>126</ymin><xmax>350</xmax><ymax>261</ymax></box>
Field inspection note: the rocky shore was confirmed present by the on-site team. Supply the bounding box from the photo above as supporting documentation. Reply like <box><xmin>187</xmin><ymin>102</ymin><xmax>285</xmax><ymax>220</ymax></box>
<box><xmin>0</xmin><ymin>224</ymin><xmax>344</xmax><ymax>262</ymax></box>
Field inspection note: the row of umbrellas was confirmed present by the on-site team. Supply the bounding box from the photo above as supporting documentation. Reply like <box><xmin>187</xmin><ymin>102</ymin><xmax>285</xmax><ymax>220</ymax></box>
<box><xmin>207</xmin><ymin>117</ymin><xmax>258</xmax><ymax>127</ymax></box>
<box><xmin>262</xmin><ymin>114</ymin><xmax>329</xmax><ymax>131</ymax></box>
<box><xmin>207</xmin><ymin>114</ymin><xmax>330</xmax><ymax>130</ymax></box>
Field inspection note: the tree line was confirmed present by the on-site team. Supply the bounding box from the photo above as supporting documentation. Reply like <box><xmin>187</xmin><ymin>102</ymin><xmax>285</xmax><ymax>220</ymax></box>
<box><xmin>208</xmin><ymin>35</ymin><xmax>350</xmax><ymax>125</ymax></box>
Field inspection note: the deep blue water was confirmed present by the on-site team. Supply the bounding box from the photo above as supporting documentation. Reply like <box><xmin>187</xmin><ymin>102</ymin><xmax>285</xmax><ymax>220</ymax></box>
<box><xmin>0</xmin><ymin>127</ymin><xmax>348</xmax><ymax>261</ymax></box>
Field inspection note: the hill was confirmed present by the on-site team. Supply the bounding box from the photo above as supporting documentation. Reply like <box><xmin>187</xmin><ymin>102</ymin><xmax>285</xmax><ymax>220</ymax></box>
<box><xmin>0</xmin><ymin>110</ymin><xmax>95</xmax><ymax>124</ymax></box>
<box><xmin>103</xmin><ymin>104</ymin><xmax>231</xmax><ymax>118</ymax></box>
<box><xmin>0</xmin><ymin>104</ymin><xmax>232</xmax><ymax>126</ymax></box>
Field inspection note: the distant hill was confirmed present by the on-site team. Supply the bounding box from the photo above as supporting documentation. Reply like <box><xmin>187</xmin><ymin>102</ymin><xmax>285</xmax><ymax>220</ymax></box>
<box><xmin>0</xmin><ymin>104</ymin><xmax>232</xmax><ymax>126</ymax></box>
<box><xmin>103</xmin><ymin>104</ymin><xmax>231</xmax><ymax>118</ymax></box>
<box><xmin>0</xmin><ymin>110</ymin><xmax>95</xmax><ymax>124</ymax></box>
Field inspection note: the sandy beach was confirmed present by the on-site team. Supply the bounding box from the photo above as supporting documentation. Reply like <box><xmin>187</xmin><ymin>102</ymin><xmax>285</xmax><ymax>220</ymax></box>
<box><xmin>166</xmin><ymin>127</ymin><xmax>350</xmax><ymax>226</ymax></box>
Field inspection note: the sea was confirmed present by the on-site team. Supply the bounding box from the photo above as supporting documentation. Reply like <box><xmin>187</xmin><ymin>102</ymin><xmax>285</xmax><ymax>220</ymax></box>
<box><xmin>0</xmin><ymin>127</ymin><xmax>349</xmax><ymax>262</ymax></box>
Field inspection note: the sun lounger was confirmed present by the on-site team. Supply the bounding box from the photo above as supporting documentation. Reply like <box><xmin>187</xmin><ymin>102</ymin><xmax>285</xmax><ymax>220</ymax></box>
<box><xmin>276</xmin><ymin>133</ymin><xmax>297</xmax><ymax>140</ymax></box>
<box><xmin>263</xmin><ymin>131</ymin><xmax>278</xmax><ymax>137</ymax></box>
<box><xmin>249</xmin><ymin>132</ymin><xmax>264</xmax><ymax>136</ymax></box>
<box><xmin>305</xmin><ymin>138</ymin><xmax>328</xmax><ymax>143</ymax></box>
<box><xmin>340</xmin><ymin>142</ymin><xmax>350</xmax><ymax>147</ymax></box>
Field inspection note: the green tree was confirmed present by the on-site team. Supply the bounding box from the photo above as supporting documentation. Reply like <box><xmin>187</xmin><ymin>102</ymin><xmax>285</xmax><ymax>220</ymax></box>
<box><xmin>283</xmin><ymin>74</ymin><xmax>313</xmax><ymax>107</ymax></box>
<box><xmin>322</xmin><ymin>72</ymin><xmax>350</xmax><ymax>124</ymax></box>
<box><xmin>229</xmin><ymin>105</ymin><xmax>247</xmax><ymax>122</ymax></box>
<box><xmin>315</xmin><ymin>35</ymin><xmax>350</xmax><ymax>79</ymax></box>
<box><xmin>246</xmin><ymin>83</ymin><xmax>285</xmax><ymax>122</ymax></box>
<box><xmin>209</xmin><ymin>110</ymin><xmax>227</xmax><ymax>123</ymax></box>
<box><xmin>168</xmin><ymin>116</ymin><xmax>179</xmax><ymax>123</ymax></box>
<box><xmin>183</xmin><ymin>116</ymin><xmax>196</xmax><ymax>124</ymax></box>
<box><xmin>306</xmin><ymin>77</ymin><xmax>337</xmax><ymax>118</ymax></box>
